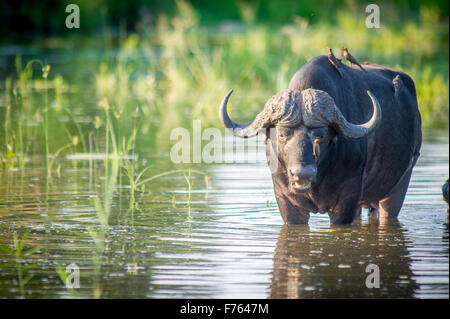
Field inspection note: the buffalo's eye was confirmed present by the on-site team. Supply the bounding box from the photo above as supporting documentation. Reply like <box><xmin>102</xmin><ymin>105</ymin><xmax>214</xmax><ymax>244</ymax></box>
<box><xmin>315</xmin><ymin>131</ymin><xmax>326</xmax><ymax>139</ymax></box>
<box><xmin>277</xmin><ymin>128</ymin><xmax>291</xmax><ymax>142</ymax></box>
<box><xmin>310</xmin><ymin>127</ymin><xmax>327</xmax><ymax>140</ymax></box>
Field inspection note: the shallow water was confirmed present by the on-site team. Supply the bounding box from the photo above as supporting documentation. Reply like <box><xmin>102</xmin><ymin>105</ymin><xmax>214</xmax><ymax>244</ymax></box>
<box><xmin>0</xmin><ymin>133</ymin><xmax>448</xmax><ymax>299</ymax></box>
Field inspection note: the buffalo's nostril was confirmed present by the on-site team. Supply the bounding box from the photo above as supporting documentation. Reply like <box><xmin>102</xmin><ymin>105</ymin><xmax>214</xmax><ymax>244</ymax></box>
<box><xmin>289</xmin><ymin>166</ymin><xmax>316</xmax><ymax>181</ymax></box>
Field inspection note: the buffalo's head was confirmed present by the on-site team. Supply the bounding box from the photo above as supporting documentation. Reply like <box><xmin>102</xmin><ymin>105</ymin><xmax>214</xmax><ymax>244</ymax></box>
<box><xmin>219</xmin><ymin>88</ymin><xmax>381</xmax><ymax>194</ymax></box>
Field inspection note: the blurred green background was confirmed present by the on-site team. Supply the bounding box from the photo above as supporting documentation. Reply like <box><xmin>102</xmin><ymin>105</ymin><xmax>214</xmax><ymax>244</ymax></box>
<box><xmin>1</xmin><ymin>0</ymin><xmax>449</xmax><ymax>39</ymax></box>
<box><xmin>0</xmin><ymin>0</ymin><xmax>448</xmax><ymax>169</ymax></box>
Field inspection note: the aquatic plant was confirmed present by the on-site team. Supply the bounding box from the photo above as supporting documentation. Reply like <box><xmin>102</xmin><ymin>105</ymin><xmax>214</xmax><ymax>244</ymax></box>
<box><xmin>0</xmin><ymin>232</ymin><xmax>41</xmax><ymax>297</ymax></box>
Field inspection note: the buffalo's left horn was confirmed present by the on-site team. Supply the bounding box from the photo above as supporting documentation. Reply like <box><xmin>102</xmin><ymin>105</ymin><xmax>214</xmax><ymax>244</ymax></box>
<box><xmin>219</xmin><ymin>89</ymin><xmax>271</xmax><ymax>138</ymax></box>
<box><xmin>308</xmin><ymin>89</ymin><xmax>381</xmax><ymax>140</ymax></box>
<box><xmin>332</xmin><ymin>90</ymin><xmax>381</xmax><ymax>139</ymax></box>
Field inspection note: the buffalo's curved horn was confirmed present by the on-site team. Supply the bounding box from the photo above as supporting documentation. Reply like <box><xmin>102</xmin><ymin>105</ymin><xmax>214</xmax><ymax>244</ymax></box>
<box><xmin>305</xmin><ymin>89</ymin><xmax>381</xmax><ymax>140</ymax></box>
<box><xmin>219</xmin><ymin>89</ymin><xmax>271</xmax><ymax>138</ymax></box>
<box><xmin>331</xmin><ymin>90</ymin><xmax>381</xmax><ymax>140</ymax></box>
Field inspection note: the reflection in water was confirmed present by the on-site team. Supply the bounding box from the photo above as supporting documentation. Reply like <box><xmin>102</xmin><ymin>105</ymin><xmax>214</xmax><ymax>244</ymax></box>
<box><xmin>0</xmin><ymin>136</ymin><xmax>448</xmax><ymax>298</ymax></box>
<box><xmin>270</xmin><ymin>220</ymin><xmax>417</xmax><ymax>298</ymax></box>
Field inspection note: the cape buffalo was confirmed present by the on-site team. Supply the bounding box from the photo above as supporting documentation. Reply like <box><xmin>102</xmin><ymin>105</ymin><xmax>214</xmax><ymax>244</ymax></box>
<box><xmin>219</xmin><ymin>54</ymin><xmax>422</xmax><ymax>225</ymax></box>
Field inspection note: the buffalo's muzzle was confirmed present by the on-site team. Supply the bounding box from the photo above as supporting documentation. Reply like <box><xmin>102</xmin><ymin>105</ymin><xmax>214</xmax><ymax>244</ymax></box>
<box><xmin>288</xmin><ymin>165</ymin><xmax>316</xmax><ymax>193</ymax></box>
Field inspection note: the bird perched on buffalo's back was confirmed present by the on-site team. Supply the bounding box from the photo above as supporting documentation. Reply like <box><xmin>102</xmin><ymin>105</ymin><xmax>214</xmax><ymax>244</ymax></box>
<box><xmin>392</xmin><ymin>74</ymin><xmax>404</xmax><ymax>99</ymax></box>
<box><xmin>341</xmin><ymin>47</ymin><xmax>367</xmax><ymax>72</ymax></box>
<box><xmin>327</xmin><ymin>47</ymin><xmax>343</xmax><ymax>78</ymax></box>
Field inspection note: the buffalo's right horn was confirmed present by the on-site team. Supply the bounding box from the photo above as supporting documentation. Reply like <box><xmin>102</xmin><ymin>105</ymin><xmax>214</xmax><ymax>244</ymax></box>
<box><xmin>219</xmin><ymin>89</ymin><xmax>272</xmax><ymax>138</ymax></box>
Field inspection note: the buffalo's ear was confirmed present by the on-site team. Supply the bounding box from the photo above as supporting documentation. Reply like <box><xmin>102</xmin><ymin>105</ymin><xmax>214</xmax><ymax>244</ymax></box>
<box><xmin>264</xmin><ymin>126</ymin><xmax>276</xmax><ymax>145</ymax></box>
<box><xmin>265</xmin><ymin>126</ymin><xmax>276</xmax><ymax>138</ymax></box>
<box><xmin>263</xmin><ymin>127</ymin><xmax>271</xmax><ymax>144</ymax></box>
<box><xmin>328</xmin><ymin>126</ymin><xmax>338</xmax><ymax>144</ymax></box>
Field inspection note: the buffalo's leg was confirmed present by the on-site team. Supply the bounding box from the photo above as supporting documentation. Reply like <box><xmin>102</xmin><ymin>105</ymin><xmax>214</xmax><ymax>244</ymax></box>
<box><xmin>329</xmin><ymin>198</ymin><xmax>361</xmax><ymax>225</ymax></box>
<box><xmin>368</xmin><ymin>207</ymin><xmax>381</xmax><ymax>224</ymax></box>
<box><xmin>277</xmin><ymin>195</ymin><xmax>310</xmax><ymax>224</ymax></box>
<box><xmin>355</xmin><ymin>207</ymin><xmax>362</xmax><ymax>219</ymax></box>
<box><xmin>378</xmin><ymin>168</ymin><xmax>414</xmax><ymax>219</ymax></box>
